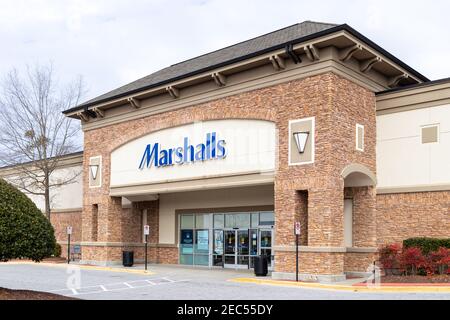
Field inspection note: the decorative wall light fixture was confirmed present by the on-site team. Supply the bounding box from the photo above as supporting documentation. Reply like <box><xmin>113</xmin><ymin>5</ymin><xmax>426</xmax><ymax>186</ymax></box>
<box><xmin>89</xmin><ymin>164</ymin><xmax>99</xmax><ymax>180</ymax></box>
<box><xmin>293</xmin><ymin>132</ymin><xmax>310</xmax><ymax>154</ymax></box>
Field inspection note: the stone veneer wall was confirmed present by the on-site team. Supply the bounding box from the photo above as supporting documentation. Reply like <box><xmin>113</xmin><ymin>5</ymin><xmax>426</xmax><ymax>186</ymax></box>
<box><xmin>273</xmin><ymin>72</ymin><xmax>376</xmax><ymax>277</ymax></box>
<box><xmin>81</xmin><ymin>72</ymin><xmax>377</xmax><ymax>272</ymax></box>
<box><xmin>50</xmin><ymin>210</ymin><xmax>81</xmax><ymax>259</ymax></box>
<box><xmin>344</xmin><ymin>252</ymin><xmax>377</xmax><ymax>273</ymax></box>
<box><xmin>51</xmin><ymin>211</ymin><xmax>82</xmax><ymax>242</ymax></box>
<box><xmin>344</xmin><ymin>187</ymin><xmax>377</xmax><ymax>248</ymax></box>
<box><xmin>376</xmin><ymin>191</ymin><xmax>450</xmax><ymax>246</ymax></box>
<box><xmin>342</xmin><ymin>190</ymin><xmax>450</xmax><ymax>273</ymax></box>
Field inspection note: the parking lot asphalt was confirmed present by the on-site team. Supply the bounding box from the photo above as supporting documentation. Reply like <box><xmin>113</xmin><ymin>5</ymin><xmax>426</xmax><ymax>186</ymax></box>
<box><xmin>0</xmin><ymin>263</ymin><xmax>449</xmax><ymax>300</ymax></box>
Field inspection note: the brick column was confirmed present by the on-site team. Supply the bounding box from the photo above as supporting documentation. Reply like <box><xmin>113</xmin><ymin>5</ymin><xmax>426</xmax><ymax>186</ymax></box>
<box><xmin>81</xmin><ymin>204</ymin><xmax>97</xmax><ymax>242</ymax></box>
<box><xmin>98</xmin><ymin>196</ymin><xmax>122</xmax><ymax>242</ymax></box>
<box><xmin>307</xmin><ymin>182</ymin><xmax>344</xmax><ymax>247</ymax></box>
<box><xmin>273</xmin><ymin>177</ymin><xmax>346</xmax><ymax>280</ymax></box>
<box><xmin>352</xmin><ymin>186</ymin><xmax>377</xmax><ymax>248</ymax></box>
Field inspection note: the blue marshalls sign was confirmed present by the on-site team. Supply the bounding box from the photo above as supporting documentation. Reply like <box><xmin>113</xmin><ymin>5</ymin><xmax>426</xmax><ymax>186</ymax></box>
<box><xmin>139</xmin><ymin>132</ymin><xmax>226</xmax><ymax>169</ymax></box>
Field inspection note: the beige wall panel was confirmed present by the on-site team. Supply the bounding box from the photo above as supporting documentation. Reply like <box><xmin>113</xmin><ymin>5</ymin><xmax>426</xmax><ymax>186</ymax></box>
<box><xmin>9</xmin><ymin>165</ymin><xmax>83</xmax><ymax>211</ymax></box>
<box><xmin>430</xmin><ymin>132</ymin><xmax>450</xmax><ymax>184</ymax></box>
<box><xmin>376</xmin><ymin>108</ymin><xmax>429</xmax><ymax>141</ymax></box>
<box><xmin>377</xmin><ymin>104</ymin><xmax>450</xmax><ymax>188</ymax></box>
<box><xmin>430</xmin><ymin>104</ymin><xmax>450</xmax><ymax>132</ymax></box>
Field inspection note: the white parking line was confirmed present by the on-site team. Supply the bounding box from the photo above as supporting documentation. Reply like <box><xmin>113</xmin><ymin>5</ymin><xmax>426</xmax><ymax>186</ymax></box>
<box><xmin>49</xmin><ymin>277</ymin><xmax>190</xmax><ymax>297</ymax></box>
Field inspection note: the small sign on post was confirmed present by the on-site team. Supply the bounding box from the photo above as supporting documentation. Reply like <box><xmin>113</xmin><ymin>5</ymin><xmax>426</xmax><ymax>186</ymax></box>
<box><xmin>294</xmin><ymin>222</ymin><xmax>301</xmax><ymax>282</ymax></box>
<box><xmin>144</xmin><ymin>225</ymin><xmax>150</xmax><ymax>271</ymax></box>
<box><xmin>294</xmin><ymin>222</ymin><xmax>301</xmax><ymax>236</ymax></box>
<box><xmin>67</xmin><ymin>226</ymin><xmax>73</xmax><ymax>264</ymax></box>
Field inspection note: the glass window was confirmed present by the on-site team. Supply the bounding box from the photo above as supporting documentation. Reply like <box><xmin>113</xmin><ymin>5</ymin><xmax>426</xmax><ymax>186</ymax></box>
<box><xmin>213</xmin><ymin>255</ymin><xmax>223</xmax><ymax>267</ymax></box>
<box><xmin>213</xmin><ymin>230</ymin><xmax>224</xmax><ymax>255</ymax></box>
<box><xmin>180</xmin><ymin>254</ymin><xmax>193</xmax><ymax>265</ymax></box>
<box><xmin>235</xmin><ymin>213</ymin><xmax>250</xmax><ymax>228</ymax></box>
<box><xmin>180</xmin><ymin>230</ymin><xmax>194</xmax><ymax>253</ymax></box>
<box><xmin>259</xmin><ymin>212</ymin><xmax>274</xmax><ymax>226</ymax></box>
<box><xmin>196</xmin><ymin>214</ymin><xmax>210</xmax><ymax>229</ymax></box>
<box><xmin>225</xmin><ymin>214</ymin><xmax>235</xmax><ymax>228</ymax></box>
<box><xmin>181</xmin><ymin>215</ymin><xmax>194</xmax><ymax>229</ymax></box>
<box><xmin>195</xmin><ymin>230</ymin><xmax>209</xmax><ymax>254</ymax></box>
<box><xmin>251</xmin><ymin>213</ymin><xmax>259</xmax><ymax>228</ymax></box>
<box><xmin>180</xmin><ymin>228</ymin><xmax>194</xmax><ymax>266</ymax></box>
<box><xmin>260</xmin><ymin>230</ymin><xmax>272</xmax><ymax>248</ymax></box>
<box><xmin>194</xmin><ymin>255</ymin><xmax>209</xmax><ymax>266</ymax></box>
<box><xmin>214</xmin><ymin>214</ymin><xmax>224</xmax><ymax>229</ymax></box>
<box><xmin>249</xmin><ymin>229</ymin><xmax>258</xmax><ymax>256</ymax></box>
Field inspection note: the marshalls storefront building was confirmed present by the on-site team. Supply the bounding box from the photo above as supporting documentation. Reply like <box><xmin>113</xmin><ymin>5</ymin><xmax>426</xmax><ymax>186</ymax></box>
<box><xmin>2</xmin><ymin>21</ymin><xmax>449</xmax><ymax>282</ymax></box>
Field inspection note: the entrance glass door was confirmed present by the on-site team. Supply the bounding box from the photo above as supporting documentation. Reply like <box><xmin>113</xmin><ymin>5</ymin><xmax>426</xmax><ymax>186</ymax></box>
<box><xmin>224</xmin><ymin>230</ymin><xmax>236</xmax><ymax>267</ymax></box>
<box><xmin>224</xmin><ymin>230</ymin><xmax>250</xmax><ymax>269</ymax></box>
<box><xmin>237</xmin><ymin>230</ymin><xmax>249</xmax><ymax>267</ymax></box>
<box><xmin>259</xmin><ymin>229</ymin><xmax>273</xmax><ymax>270</ymax></box>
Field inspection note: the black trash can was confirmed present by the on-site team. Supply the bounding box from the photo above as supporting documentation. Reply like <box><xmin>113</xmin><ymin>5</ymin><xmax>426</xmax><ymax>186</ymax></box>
<box><xmin>254</xmin><ymin>255</ymin><xmax>268</xmax><ymax>277</ymax></box>
<box><xmin>122</xmin><ymin>251</ymin><xmax>134</xmax><ymax>267</ymax></box>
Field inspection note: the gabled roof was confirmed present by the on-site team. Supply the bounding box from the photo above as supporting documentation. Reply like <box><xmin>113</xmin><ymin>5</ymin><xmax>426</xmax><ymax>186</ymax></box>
<box><xmin>64</xmin><ymin>21</ymin><xmax>429</xmax><ymax>115</ymax></box>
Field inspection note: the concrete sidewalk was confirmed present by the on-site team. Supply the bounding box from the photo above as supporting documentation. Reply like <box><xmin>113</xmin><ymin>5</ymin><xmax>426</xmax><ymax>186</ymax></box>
<box><xmin>229</xmin><ymin>277</ymin><xmax>450</xmax><ymax>293</ymax></box>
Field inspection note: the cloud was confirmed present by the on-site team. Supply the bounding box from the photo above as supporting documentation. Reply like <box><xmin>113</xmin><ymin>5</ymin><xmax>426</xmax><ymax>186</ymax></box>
<box><xmin>0</xmin><ymin>0</ymin><xmax>449</xmax><ymax>104</ymax></box>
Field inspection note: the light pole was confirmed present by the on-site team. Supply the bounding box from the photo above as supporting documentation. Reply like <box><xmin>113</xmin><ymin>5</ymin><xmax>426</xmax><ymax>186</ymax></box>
<box><xmin>67</xmin><ymin>226</ymin><xmax>73</xmax><ymax>264</ymax></box>
<box><xmin>144</xmin><ymin>225</ymin><xmax>150</xmax><ymax>271</ymax></box>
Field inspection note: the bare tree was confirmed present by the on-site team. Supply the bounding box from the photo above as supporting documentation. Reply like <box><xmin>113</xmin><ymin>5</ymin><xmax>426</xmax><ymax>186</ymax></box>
<box><xmin>0</xmin><ymin>63</ymin><xmax>85</xmax><ymax>220</ymax></box>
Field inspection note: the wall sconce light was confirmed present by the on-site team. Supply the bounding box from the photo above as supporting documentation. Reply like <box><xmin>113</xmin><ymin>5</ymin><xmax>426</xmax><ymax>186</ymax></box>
<box><xmin>293</xmin><ymin>132</ymin><xmax>310</xmax><ymax>154</ymax></box>
<box><xmin>89</xmin><ymin>164</ymin><xmax>99</xmax><ymax>180</ymax></box>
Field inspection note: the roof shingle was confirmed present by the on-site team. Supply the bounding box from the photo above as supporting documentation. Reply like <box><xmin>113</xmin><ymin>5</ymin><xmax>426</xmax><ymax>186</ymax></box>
<box><xmin>78</xmin><ymin>21</ymin><xmax>338</xmax><ymax>108</ymax></box>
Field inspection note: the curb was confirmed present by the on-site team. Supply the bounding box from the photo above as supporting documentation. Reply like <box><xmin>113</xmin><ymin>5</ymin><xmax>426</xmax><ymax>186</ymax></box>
<box><xmin>228</xmin><ymin>278</ymin><xmax>450</xmax><ymax>293</ymax></box>
<box><xmin>1</xmin><ymin>261</ymin><xmax>155</xmax><ymax>276</ymax></box>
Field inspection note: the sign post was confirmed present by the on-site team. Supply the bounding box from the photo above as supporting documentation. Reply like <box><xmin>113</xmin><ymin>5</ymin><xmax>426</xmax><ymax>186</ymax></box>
<box><xmin>144</xmin><ymin>225</ymin><xmax>150</xmax><ymax>271</ymax></box>
<box><xmin>294</xmin><ymin>222</ymin><xmax>301</xmax><ymax>282</ymax></box>
<box><xmin>66</xmin><ymin>226</ymin><xmax>73</xmax><ymax>264</ymax></box>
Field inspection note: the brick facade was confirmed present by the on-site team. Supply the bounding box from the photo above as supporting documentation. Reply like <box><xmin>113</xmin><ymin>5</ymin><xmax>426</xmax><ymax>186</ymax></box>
<box><xmin>50</xmin><ymin>210</ymin><xmax>81</xmax><ymax>259</ymax></box>
<box><xmin>376</xmin><ymin>192</ymin><xmax>450</xmax><ymax>245</ymax></box>
<box><xmin>51</xmin><ymin>210</ymin><xmax>82</xmax><ymax>243</ymax></box>
<box><xmin>75</xmin><ymin>71</ymin><xmax>449</xmax><ymax>277</ymax></box>
<box><xmin>80</xmin><ymin>72</ymin><xmax>379</xmax><ymax>274</ymax></box>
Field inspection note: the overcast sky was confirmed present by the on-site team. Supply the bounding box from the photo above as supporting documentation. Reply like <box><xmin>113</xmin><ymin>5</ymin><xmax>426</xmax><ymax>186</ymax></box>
<box><xmin>1</xmin><ymin>0</ymin><xmax>449</xmax><ymax>103</ymax></box>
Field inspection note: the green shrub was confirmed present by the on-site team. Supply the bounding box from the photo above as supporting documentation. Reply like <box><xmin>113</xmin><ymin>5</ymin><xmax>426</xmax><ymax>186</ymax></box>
<box><xmin>0</xmin><ymin>179</ymin><xmax>56</xmax><ymax>262</ymax></box>
<box><xmin>53</xmin><ymin>243</ymin><xmax>62</xmax><ymax>257</ymax></box>
<box><xmin>403</xmin><ymin>238</ymin><xmax>450</xmax><ymax>255</ymax></box>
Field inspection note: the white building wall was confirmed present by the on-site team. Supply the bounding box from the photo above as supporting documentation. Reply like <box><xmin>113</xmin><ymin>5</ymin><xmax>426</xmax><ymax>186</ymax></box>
<box><xmin>6</xmin><ymin>165</ymin><xmax>83</xmax><ymax>211</ymax></box>
<box><xmin>377</xmin><ymin>104</ymin><xmax>450</xmax><ymax>189</ymax></box>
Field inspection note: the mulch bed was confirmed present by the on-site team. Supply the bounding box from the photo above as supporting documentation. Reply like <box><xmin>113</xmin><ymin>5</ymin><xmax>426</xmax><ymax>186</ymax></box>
<box><xmin>7</xmin><ymin>257</ymin><xmax>68</xmax><ymax>264</ymax></box>
<box><xmin>381</xmin><ymin>275</ymin><xmax>450</xmax><ymax>284</ymax></box>
<box><xmin>0</xmin><ymin>287</ymin><xmax>78</xmax><ymax>300</ymax></box>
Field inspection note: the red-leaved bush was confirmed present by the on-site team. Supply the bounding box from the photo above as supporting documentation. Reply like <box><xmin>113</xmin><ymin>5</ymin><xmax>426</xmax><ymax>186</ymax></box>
<box><xmin>379</xmin><ymin>243</ymin><xmax>402</xmax><ymax>275</ymax></box>
<box><xmin>399</xmin><ymin>247</ymin><xmax>426</xmax><ymax>275</ymax></box>
<box><xmin>379</xmin><ymin>243</ymin><xmax>450</xmax><ymax>276</ymax></box>
<box><xmin>430</xmin><ymin>247</ymin><xmax>450</xmax><ymax>275</ymax></box>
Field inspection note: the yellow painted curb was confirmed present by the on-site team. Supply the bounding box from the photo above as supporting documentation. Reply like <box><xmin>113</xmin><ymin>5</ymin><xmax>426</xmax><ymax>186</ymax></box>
<box><xmin>1</xmin><ymin>261</ymin><xmax>155</xmax><ymax>276</ymax></box>
<box><xmin>229</xmin><ymin>278</ymin><xmax>450</xmax><ymax>293</ymax></box>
